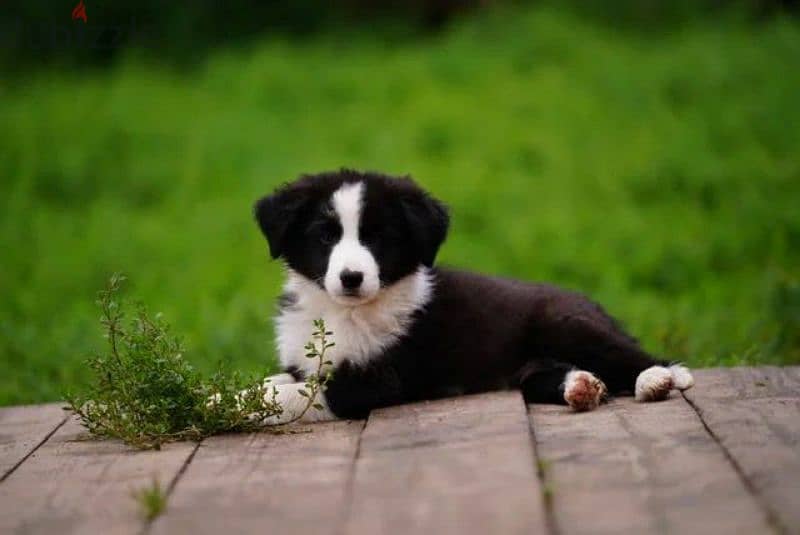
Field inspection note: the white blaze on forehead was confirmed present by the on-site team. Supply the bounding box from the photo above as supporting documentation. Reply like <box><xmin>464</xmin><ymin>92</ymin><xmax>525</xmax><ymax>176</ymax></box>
<box><xmin>331</xmin><ymin>181</ymin><xmax>364</xmax><ymax>240</ymax></box>
<box><xmin>325</xmin><ymin>181</ymin><xmax>381</xmax><ymax>304</ymax></box>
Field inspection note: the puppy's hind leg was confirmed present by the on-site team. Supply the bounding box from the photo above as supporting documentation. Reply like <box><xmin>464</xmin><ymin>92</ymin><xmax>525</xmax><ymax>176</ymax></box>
<box><xmin>563</xmin><ymin>370</ymin><xmax>608</xmax><ymax>411</ymax></box>
<box><xmin>519</xmin><ymin>361</ymin><xmax>607</xmax><ymax>412</ymax></box>
<box><xmin>635</xmin><ymin>363</ymin><xmax>694</xmax><ymax>402</ymax></box>
<box><xmin>544</xmin><ymin>316</ymin><xmax>694</xmax><ymax>401</ymax></box>
<box><xmin>669</xmin><ymin>364</ymin><xmax>695</xmax><ymax>390</ymax></box>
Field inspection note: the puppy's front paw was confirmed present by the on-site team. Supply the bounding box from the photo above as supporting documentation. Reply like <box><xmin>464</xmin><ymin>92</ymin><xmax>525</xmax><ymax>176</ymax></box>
<box><xmin>635</xmin><ymin>366</ymin><xmax>674</xmax><ymax>402</ymax></box>
<box><xmin>206</xmin><ymin>392</ymin><xmax>223</xmax><ymax>408</ymax></box>
<box><xmin>564</xmin><ymin>370</ymin><xmax>607</xmax><ymax>412</ymax></box>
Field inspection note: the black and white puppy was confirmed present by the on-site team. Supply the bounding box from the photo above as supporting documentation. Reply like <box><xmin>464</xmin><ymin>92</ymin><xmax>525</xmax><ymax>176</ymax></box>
<box><xmin>253</xmin><ymin>169</ymin><xmax>694</xmax><ymax>423</ymax></box>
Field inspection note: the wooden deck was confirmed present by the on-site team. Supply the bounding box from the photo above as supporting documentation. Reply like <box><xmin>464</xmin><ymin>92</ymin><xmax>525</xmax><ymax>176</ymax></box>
<box><xmin>1</xmin><ymin>367</ymin><xmax>798</xmax><ymax>535</ymax></box>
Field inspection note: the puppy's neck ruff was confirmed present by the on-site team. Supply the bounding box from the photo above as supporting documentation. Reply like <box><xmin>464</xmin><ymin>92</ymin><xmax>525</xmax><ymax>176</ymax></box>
<box><xmin>276</xmin><ymin>266</ymin><xmax>434</xmax><ymax>374</ymax></box>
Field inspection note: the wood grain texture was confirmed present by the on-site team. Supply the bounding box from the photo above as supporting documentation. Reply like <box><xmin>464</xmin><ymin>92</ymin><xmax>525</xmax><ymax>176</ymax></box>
<box><xmin>530</xmin><ymin>395</ymin><xmax>773</xmax><ymax>535</ymax></box>
<box><xmin>684</xmin><ymin>366</ymin><xmax>800</xmax><ymax>534</ymax></box>
<box><xmin>0</xmin><ymin>415</ymin><xmax>196</xmax><ymax>535</ymax></box>
<box><xmin>0</xmin><ymin>367</ymin><xmax>797</xmax><ymax>535</ymax></box>
<box><xmin>150</xmin><ymin>420</ymin><xmax>364</xmax><ymax>535</ymax></box>
<box><xmin>0</xmin><ymin>403</ymin><xmax>67</xmax><ymax>480</ymax></box>
<box><xmin>344</xmin><ymin>391</ymin><xmax>548</xmax><ymax>535</ymax></box>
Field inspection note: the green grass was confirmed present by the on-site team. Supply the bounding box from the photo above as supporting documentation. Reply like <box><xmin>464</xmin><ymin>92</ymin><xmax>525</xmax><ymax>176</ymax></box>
<box><xmin>1</xmin><ymin>6</ymin><xmax>799</xmax><ymax>405</ymax></box>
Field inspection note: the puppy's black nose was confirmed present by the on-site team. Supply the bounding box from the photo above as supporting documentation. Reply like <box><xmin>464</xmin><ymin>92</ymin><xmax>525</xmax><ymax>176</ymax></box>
<box><xmin>340</xmin><ymin>269</ymin><xmax>364</xmax><ymax>290</ymax></box>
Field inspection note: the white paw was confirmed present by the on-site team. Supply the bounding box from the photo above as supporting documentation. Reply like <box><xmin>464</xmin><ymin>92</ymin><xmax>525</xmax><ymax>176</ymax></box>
<box><xmin>669</xmin><ymin>364</ymin><xmax>694</xmax><ymax>391</ymax></box>
<box><xmin>264</xmin><ymin>373</ymin><xmax>296</xmax><ymax>387</ymax></box>
<box><xmin>206</xmin><ymin>391</ymin><xmax>223</xmax><ymax>408</ymax></box>
<box><xmin>206</xmin><ymin>373</ymin><xmax>292</xmax><ymax>409</ymax></box>
<box><xmin>635</xmin><ymin>366</ymin><xmax>673</xmax><ymax>402</ymax></box>
<box><xmin>564</xmin><ymin>370</ymin><xmax>607</xmax><ymax>412</ymax></box>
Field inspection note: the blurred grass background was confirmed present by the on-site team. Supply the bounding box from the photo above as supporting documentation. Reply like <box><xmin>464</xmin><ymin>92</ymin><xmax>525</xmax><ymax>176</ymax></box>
<box><xmin>1</xmin><ymin>1</ymin><xmax>799</xmax><ymax>405</ymax></box>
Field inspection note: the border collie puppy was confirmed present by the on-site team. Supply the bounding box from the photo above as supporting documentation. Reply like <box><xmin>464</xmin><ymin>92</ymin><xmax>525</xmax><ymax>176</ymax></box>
<box><xmin>253</xmin><ymin>169</ymin><xmax>694</xmax><ymax>423</ymax></box>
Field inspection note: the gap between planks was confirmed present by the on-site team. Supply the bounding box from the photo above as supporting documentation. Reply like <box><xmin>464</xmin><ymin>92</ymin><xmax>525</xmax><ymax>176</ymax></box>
<box><xmin>152</xmin><ymin>391</ymin><xmax>550</xmax><ymax>535</ymax></box>
<box><xmin>341</xmin><ymin>391</ymin><xmax>549</xmax><ymax>535</ymax></box>
<box><xmin>2</xmin><ymin>367</ymin><xmax>797</xmax><ymax>535</ymax></box>
<box><xmin>0</xmin><ymin>415</ymin><xmax>197</xmax><ymax>534</ymax></box>
<box><xmin>528</xmin><ymin>389</ymin><xmax>776</xmax><ymax>535</ymax></box>
<box><xmin>0</xmin><ymin>416</ymin><xmax>68</xmax><ymax>483</ymax></box>
<box><xmin>526</xmin><ymin>402</ymin><xmax>560</xmax><ymax>535</ymax></box>
<box><xmin>149</xmin><ymin>420</ymin><xmax>366</xmax><ymax>534</ymax></box>
<box><xmin>334</xmin><ymin>418</ymin><xmax>365</xmax><ymax>535</ymax></box>
<box><xmin>0</xmin><ymin>403</ymin><xmax>69</xmax><ymax>483</ymax></box>
<box><xmin>681</xmin><ymin>391</ymin><xmax>786</xmax><ymax>535</ymax></box>
<box><xmin>140</xmin><ymin>440</ymin><xmax>203</xmax><ymax>535</ymax></box>
<box><xmin>682</xmin><ymin>367</ymin><xmax>800</xmax><ymax>535</ymax></box>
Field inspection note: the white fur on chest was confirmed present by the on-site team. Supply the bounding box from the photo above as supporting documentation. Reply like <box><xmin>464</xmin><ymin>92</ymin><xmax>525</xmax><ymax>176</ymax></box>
<box><xmin>276</xmin><ymin>267</ymin><xmax>433</xmax><ymax>375</ymax></box>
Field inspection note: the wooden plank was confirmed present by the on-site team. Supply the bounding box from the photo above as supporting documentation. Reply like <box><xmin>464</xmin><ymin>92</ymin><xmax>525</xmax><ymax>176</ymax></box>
<box><xmin>0</xmin><ymin>403</ymin><xmax>67</xmax><ymax>480</ymax></box>
<box><xmin>0</xmin><ymin>415</ymin><xmax>197</xmax><ymax>535</ymax></box>
<box><xmin>150</xmin><ymin>420</ymin><xmax>364</xmax><ymax>535</ymax></box>
<box><xmin>684</xmin><ymin>366</ymin><xmax>800</xmax><ymax>534</ymax></box>
<box><xmin>530</xmin><ymin>395</ymin><xmax>773</xmax><ymax>535</ymax></box>
<box><xmin>344</xmin><ymin>391</ymin><xmax>548</xmax><ymax>535</ymax></box>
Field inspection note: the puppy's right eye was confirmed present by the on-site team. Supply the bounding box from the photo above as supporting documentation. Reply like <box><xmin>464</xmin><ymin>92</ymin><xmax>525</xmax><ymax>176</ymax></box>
<box><xmin>319</xmin><ymin>225</ymin><xmax>338</xmax><ymax>245</ymax></box>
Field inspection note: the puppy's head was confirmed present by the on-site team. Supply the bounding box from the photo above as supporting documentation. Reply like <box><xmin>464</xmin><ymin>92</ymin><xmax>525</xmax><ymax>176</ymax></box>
<box><xmin>254</xmin><ymin>169</ymin><xmax>448</xmax><ymax>305</ymax></box>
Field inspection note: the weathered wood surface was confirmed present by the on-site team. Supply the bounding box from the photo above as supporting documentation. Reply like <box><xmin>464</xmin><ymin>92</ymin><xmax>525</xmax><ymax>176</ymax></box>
<box><xmin>151</xmin><ymin>420</ymin><xmax>363</xmax><ymax>535</ymax></box>
<box><xmin>0</xmin><ymin>366</ymin><xmax>797</xmax><ymax>535</ymax></box>
<box><xmin>0</xmin><ymin>416</ymin><xmax>196</xmax><ymax>535</ymax></box>
<box><xmin>0</xmin><ymin>403</ymin><xmax>66</xmax><ymax>481</ymax></box>
<box><xmin>530</xmin><ymin>397</ymin><xmax>772</xmax><ymax>534</ymax></box>
<box><xmin>684</xmin><ymin>367</ymin><xmax>800</xmax><ymax>534</ymax></box>
<box><xmin>344</xmin><ymin>391</ymin><xmax>548</xmax><ymax>535</ymax></box>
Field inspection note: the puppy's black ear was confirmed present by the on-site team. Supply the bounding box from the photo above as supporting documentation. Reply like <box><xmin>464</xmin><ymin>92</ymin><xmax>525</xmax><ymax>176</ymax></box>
<box><xmin>253</xmin><ymin>182</ymin><xmax>311</xmax><ymax>259</ymax></box>
<box><xmin>400</xmin><ymin>185</ymin><xmax>450</xmax><ymax>267</ymax></box>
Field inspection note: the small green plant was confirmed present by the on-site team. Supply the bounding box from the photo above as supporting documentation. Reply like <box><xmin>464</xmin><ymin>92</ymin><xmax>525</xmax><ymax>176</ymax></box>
<box><xmin>536</xmin><ymin>458</ymin><xmax>551</xmax><ymax>475</ymax></box>
<box><xmin>65</xmin><ymin>274</ymin><xmax>332</xmax><ymax>449</ymax></box>
<box><xmin>542</xmin><ymin>483</ymin><xmax>555</xmax><ymax>507</ymax></box>
<box><xmin>279</xmin><ymin>318</ymin><xmax>335</xmax><ymax>423</ymax></box>
<box><xmin>536</xmin><ymin>458</ymin><xmax>555</xmax><ymax>507</ymax></box>
<box><xmin>133</xmin><ymin>478</ymin><xmax>168</xmax><ymax>522</ymax></box>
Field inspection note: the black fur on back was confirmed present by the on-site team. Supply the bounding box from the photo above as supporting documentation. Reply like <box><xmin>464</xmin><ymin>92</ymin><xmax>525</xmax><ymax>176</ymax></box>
<box><xmin>324</xmin><ymin>268</ymin><xmax>665</xmax><ymax>418</ymax></box>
